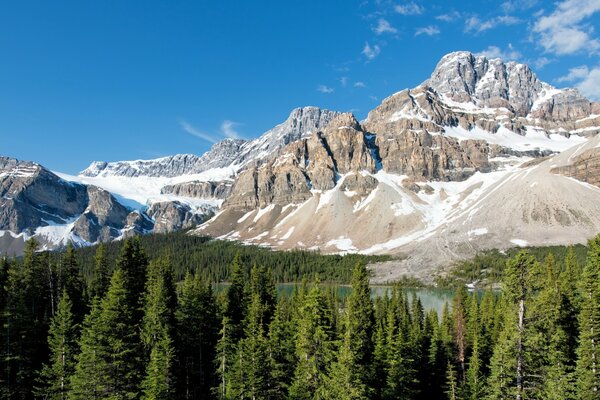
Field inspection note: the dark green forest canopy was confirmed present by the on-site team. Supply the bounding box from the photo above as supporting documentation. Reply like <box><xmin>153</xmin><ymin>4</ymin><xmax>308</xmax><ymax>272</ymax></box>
<box><xmin>66</xmin><ymin>231</ymin><xmax>392</xmax><ymax>284</ymax></box>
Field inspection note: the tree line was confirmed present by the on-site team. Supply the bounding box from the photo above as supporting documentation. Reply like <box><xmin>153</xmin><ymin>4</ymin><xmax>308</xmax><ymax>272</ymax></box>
<box><xmin>1</xmin><ymin>234</ymin><xmax>600</xmax><ymax>399</ymax></box>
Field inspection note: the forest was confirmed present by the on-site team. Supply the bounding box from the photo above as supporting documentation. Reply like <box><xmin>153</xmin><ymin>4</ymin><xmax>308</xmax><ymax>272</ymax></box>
<box><xmin>0</xmin><ymin>233</ymin><xmax>599</xmax><ymax>399</ymax></box>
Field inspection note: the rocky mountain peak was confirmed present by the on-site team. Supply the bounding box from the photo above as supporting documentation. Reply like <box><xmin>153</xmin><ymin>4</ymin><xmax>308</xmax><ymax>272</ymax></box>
<box><xmin>323</xmin><ymin>112</ymin><xmax>361</xmax><ymax>132</ymax></box>
<box><xmin>425</xmin><ymin>51</ymin><xmax>549</xmax><ymax>115</ymax></box>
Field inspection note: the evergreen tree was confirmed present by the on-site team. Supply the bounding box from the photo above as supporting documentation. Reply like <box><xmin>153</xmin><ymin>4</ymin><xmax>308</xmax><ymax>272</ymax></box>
<box><xmin>230</xmin><ymin>293</ymin><xmax>271</xmax><ymax>399</ymax></box>
<box><xmin>89</xmin><ymin>244</ymin><xmax>111</xmax><ymax>299</ymax></box>
<box><xmin>486</xmin><ymin>251</ymin><xmax>538</xmax><ymax>399</ymax></box>
<box><xmin>327</xmin><ymin>263</ymin><xmax>375</xmax><ymax>398</ymax></box>
<box><xmin>35</xmin><ymin>290</ymin><xmax>78</xmax><ymax>400</ymax></box>
<box><xmin>576</xmin><ymin>234</ymin><xmax>600</xmax><ymax>399</ymax></box>
<box><xmin>224</xmin><ymin>254</ymin><xmax>247</xmax><ymax>342</ymax></box>
<box><xmin>266</xmin><ymin>300</ymin><xmax>295</xmax><ymax>400</ymax></box>
<box><xmin>176</xmin><ymin>273</ymin><xmax>219</xmax><ymax>400</ymax></box>
<box><xmin>69</xmin><ymin>269</ymin><xmax>142</xmax><ymax>399</ymax></box>
<box><xmin>289</xmin><ymin>283</ymin><xmax>335</xmax><ymax>400</ymax></box>
<box><xmin>141</xmin><ymin>259</ymin><xmax>177</xmax><ymax>399</ymax></box>
<box><xmin>1</xmin><ymin>239</ymin><xmax>51</xmax><ymax>398</ymax></box>
<box><xmin>59</xmin><ymin>243</ymin><xmax>86</xmax><ymax>322</ymax></box>
<box><xmin>117</xmin><ymin>237</ymin><xmax>149</xmax><ymax>319</ymax></box>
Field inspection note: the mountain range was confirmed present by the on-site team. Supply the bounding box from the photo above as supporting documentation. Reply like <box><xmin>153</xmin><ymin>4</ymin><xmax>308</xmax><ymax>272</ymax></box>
<box><xmin>2</xmin><ymin>51</ymin><xmax>600</xmax><ymax>281</ymax></box>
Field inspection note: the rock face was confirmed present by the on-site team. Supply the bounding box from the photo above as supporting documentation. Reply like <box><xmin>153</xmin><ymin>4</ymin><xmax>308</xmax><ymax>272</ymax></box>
<box><xmin>81</xmin><ymin>107</ymin><xmax>341</xmax><ymax>179</ymax></box>
<box><xmin>147</xmin><ymin>201</ymin><xmax>214</xmax><ymax>233</ymax></box>
<box><xmin>551</xmin><ymin>147</ymin><xmax>600</xmax><ymax>187</ymax></box>
<box><xmin>0</xmin><ymin>157</ymin><xmax>88</xmax><ymax>232</ymax></box>
<box><xmin>81</xmin><ymin>139</ymin><xmax>246</xmax><ymax>178</ymax></box>
<box><xmin>224</xmin><ymin>113</ymin><xmax>378</xmax><ymax>209</ymax></box>
<box><xmin>161</xmin><ymin>181</ymin><xmax>232</xmax><ymax>199</ymax></box>
<box><xmin>0</xmin><ymin>156</ymin><xmax>151</xmax><ymax>250</ymax></box>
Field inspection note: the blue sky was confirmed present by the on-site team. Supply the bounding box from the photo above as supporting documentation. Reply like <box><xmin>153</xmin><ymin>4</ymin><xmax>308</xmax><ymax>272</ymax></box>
<box><xmin>2</xmin><ymin>0</ymin><xmax>599</xmax><ymax>173</ymax></box>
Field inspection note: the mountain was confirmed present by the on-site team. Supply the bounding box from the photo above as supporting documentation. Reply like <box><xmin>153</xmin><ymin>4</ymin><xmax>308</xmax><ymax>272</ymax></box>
<box><xmin>194</xmin><ymin>51</ymin><xmax>600</xmax><ymax>281</ymax></box>
<box><xmin>3</xmin><ymin>50</ymin><xmax>600</xmax><ymax>278</ymax></box>
<box><xmin>0</xmin><ymin>107</ymin><xmax>340</xmax><ymax>255</ymax></box>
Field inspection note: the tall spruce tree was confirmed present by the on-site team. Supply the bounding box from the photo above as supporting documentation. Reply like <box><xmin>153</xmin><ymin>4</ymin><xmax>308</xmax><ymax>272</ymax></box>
<box><xmin>289</xmin><ymin>282</ymin><xmax>335</xmax><ymax>400</ymax></box>
<box><xmin>576</xmin><ymin>234</ymin><xmax>600</xmax><ymax>399</ymax></box>
<box><xmin>327</xmin><ymin>263</ymin><xmax>375</xmax><ymax>399</ymax></box>
<box><xmin>89</xmin><ymin>244</ymin><xmax>111</xmax><ymax>300</ymax></box>
<box><xmin>35</xmin><ymin>290</ymin><xmax>78</xmax><ymax>400</ymax></box>
<box><xmin>141</xmin><ymin>259</ymin><xmax>177</xmax><ymax>399</ymax></box>
<box><xmin>176</xmin><ymin>273</ymin><xmax>219</xmax><ymax>400</ymax></box>
<box><xmin>69</xmin><ymin>269</ymin><xmax>142</xmax><ymax>399</ymax></box>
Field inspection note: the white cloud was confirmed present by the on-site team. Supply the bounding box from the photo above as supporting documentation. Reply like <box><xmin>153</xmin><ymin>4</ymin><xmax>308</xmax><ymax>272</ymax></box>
<box><xmin>354</xmin><ymin>81</ymin><xmax>367</xmax><ymax>88</ymax></box>
<box><xmin>317</xmin><ymin>84</ymin><xmax>334</xmax><ymax>94</ymax></box>
<box><xmin>220</xmin><ymin>120</ymin><xmax>242</xmax><ymax>139</ymax></box>
<box><xmin>476</xmin><ymin>44</ymin><xmax>521</xmax><ymax>61</ymax></box>
<box><xmin>373</xmin><ymin>18</ymin><xmax>398</xmax><ymax>35</ymax></box>
<box><xmin>465</xmin><ymin>15</ymin><xmax>521</xmax><ymax>34</ymax></box>
<box><xmin>436</xmin><ymin>11</ymin><xmax>461</xmax><ymax>22</ymax></box>
<box><xmin>501</xmin><ymin>0</ymin><xmax>538</xmax><ymax>12</ymax></box>
<box><xmin>340</xmin><ymin>77</ymin><xmax>349</xmax><ymax>87</ymax></box>
<box><xmin>415</xmin><ymin>25</ymin><xmax>440</xmax><ymax>36</ymax></box>
<box><xmin>557</xmin><ymin>65</ymin><xmax>591</xmax><ymax>82</ymax></box>
<box><xmin>180</xmin><ymin>121</ymin><xmax>217</xmax><ymax>143</ymax></box>
<box><xmin>533</xmin><ymin>57</ymin><xmax>552</xmax><ymax>69</ymax></box>
<box><xmin>395</xmin><ymin>2</ymin><xmax>424</xmax><ymax>15</ymax></box>
<box><xmin>533</xmin><ymin>0</ymin><xmax>600</xmax><ymax>55</ymax></box>
<box><xmin>556</xmin><ymin>65</ymin><xmax>600</xmax><ymax>100</ymax></box>
<box><xmin>576</xmin><ymin>67</ymin><xmax>600</xmax><ymax>100</ymax></box>
<box><xmin>362</xmin><ymin>42</ymin><xmax>381</xmax><ymax>60</ymax></box>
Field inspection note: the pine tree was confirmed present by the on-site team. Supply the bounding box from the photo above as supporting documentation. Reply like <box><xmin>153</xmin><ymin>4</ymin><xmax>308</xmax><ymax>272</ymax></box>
<box><xmin>266</xmin><ymin>300</ymin><xmax>295</xmax><ymax>400</ymax></box>
<box><xmin>2</xmin><ymin>239</ymin><xmax>52</xmax><ymax>398</ymax></box>
<box><xmin>224</xmin><ymin>254</ymin><xmax>247</xmax><ymax>342</ymax></box>
<box><xmin>69</xmin><ymin>269</ymin><xmax>142</xmax><ymax>399</ymax></box>
<box><xmin>117</xmin><ymin>237</ymin><xmax>149</xmax><ymax>319</ymax></box>
<box><xmin>486</xmin><ymin>251</ymin><xmax>538</xmax><ymax>400</ymax></box>
<box><xmin>59</xmin><ymin>243</ymin><xmax>86</xmax><ymax>322</ymax></box>
<box><xmin>35</xmin><ymin>290</ymin><xmax>78</xmax><ymax>400</ymax></box>
<box><xmin>289</xmin><ymin>283</ymin><xmax>335</xmax><ymax>400</ymax></box>
<box><xmin>141</xmin><ymin>259</ymin><xmax>177</xmax><ymax>399</ymax></box>
<box><xmin>89</xmin><ymin>244</ymin><xmax>111</xmax><ymax>300</ymax></box>
<box><xmin>327</xmin><ymin>263</ymin><xmax>375</xmax><ymax>399</ymax></box>
<box><xmin>176</xmin><ymin>273</ymin><xmax>218</xmax><ymax>400</ymax></box>
<box><xmin>230</xmin><ymin>293</ymin><xmax>271</xmax><ymax>399</ymax></box>
<box><xmin>445</xmin><ymin>362</ymin><xmax>458</xmax><ymax>400</ymax></box>
<box><xmin>576</xmin><ymin>234</ymin><xmax>600</xmax><ymax>399</ymax></box>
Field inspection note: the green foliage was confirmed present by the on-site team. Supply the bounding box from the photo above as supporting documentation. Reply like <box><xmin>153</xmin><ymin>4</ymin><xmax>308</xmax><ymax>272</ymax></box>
<box><xmin>141</xmin><ymin>259</ymin><xmax>177</xmax><ymax>399</ymax></box>
<box><xmin>175</xmin><ymin>273</ymin><xmax>219</xmax><ymax>399</ymax></box>
<box><xmin>35</xmin><ymin>291</ymin><xmax>78</xmax><ymax>400</ymax></box>
<box><xmin>71</xmin><ymin>231</ymin><xmax>390</xmax><ymax>284</ymax></box>
<box><xmin>69</xmin><ymin>269</ymin><xmax>143</xmax><ymax>399</ymax></box>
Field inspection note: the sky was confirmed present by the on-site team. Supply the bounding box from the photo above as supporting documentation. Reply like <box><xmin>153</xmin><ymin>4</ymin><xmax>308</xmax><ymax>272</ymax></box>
<box><xmin>1</xmin><ymin>0</ymin><xmax>599</xmax><ymax>174</ymax></box>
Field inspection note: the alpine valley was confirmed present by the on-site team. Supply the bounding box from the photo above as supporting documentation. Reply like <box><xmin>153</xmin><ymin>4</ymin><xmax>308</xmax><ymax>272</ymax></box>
<box><xmin>3</xmin><ymin>51</ymin><xmax>600</xmax><ymax>281</ymax></box>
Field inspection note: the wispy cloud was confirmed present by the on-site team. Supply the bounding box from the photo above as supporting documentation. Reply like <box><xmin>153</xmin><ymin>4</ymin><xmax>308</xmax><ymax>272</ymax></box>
<box><xmin>436</xmin><ymin>11</ymin><xmax>461</xmax><ymax>22</ymax></box>
<box><xmin>373</xmin><ymin>18</ymin><xmax>398</xmax><ymax>35</ymax></box>
<box><xmin>354</xmin><ymin>81</ymin><xmax>367</xmax><ymax>88</ymax></box>
<box><xmin>557</xmin><ymin>65</ymin><xmax>591</xmax><ymax>83</ymax></box>
<box><xmin>317</xmin><ymin>84</ymin><xmax>334</xmax><ymax>94</ymax></box>
<box><xmin>221</xmin><ymin>120</ymin><xmax>242</xmax><ymax>139</ymax></box>
<box><xmin>532</xmin><ymin>57</ymin><xmax>552</xmax><ymax>69</ymax></box>
<box><xmin>557</xmin><ymin>65</ymin><xmax>600</xmax><ymax>100</ymax></box>
<box><xmin>415</xmin><ymin>25</ymin><xmax>440</xmax><ymax>36</ymax></box>
<box><xmin>533</xmin><ymin>0</ymin><xmax>600</xmax><ymax>55</ymax></box>
<box><xmin>340</xmin><ymin>77</ymin><xmax>349</xmax><ymax>87</ymax></box>
<box><xmin>180</xmin><ymin>121</ymin><xmax>217</xmax><ymax>143</ymax></box>
<box><xmin>465</xmin><ymin>15</ymin><xmax>521</xmax><ymax>34</ymax></box>
<box><xmin>362</xmin><ymin>42</ymin><xmax>381</xmax><ymax>60</ymax></box>
<box><xmin>501</xmin><ymin>0</ymin><xmax>538</xmax><ymax>12</ymax></box>
<box><xmin>395</xmin><ymin>2</ymin><xmax>424</xmax><ymax>15</ymax></box>
<box><xmin>476</xmin><ymin>44</ymin><xmax>521</xmax><ymax>61</ymax></box>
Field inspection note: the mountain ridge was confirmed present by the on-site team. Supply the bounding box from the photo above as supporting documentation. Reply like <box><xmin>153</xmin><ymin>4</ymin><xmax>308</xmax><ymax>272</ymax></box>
<box><xmin>2</xmin><ymin>50</ymin><xmax>600</xmax><ymax>276</ymax></box>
